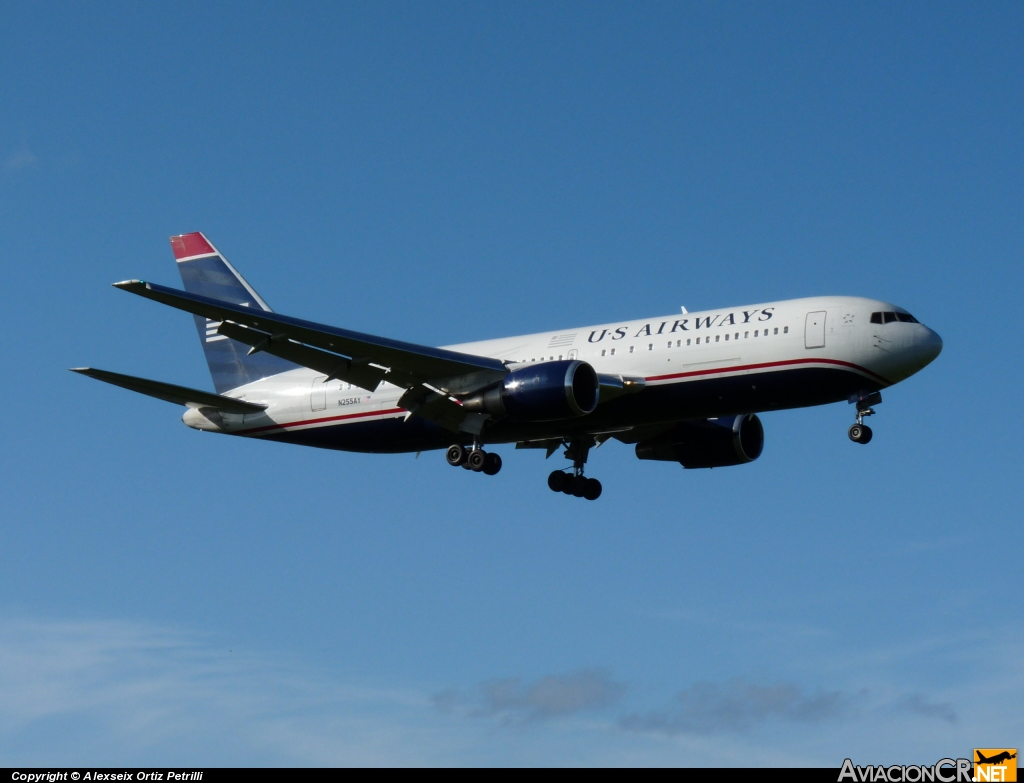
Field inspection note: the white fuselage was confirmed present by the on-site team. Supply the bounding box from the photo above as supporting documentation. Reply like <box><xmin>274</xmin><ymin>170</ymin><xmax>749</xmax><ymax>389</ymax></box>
<box><xmin>185</xmin><ymin>295</ymin><xmax>942</xmax><ymax>451</ymax></box>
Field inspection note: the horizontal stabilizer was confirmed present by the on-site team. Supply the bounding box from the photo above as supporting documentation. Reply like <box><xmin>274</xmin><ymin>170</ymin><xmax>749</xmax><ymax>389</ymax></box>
<box><xmin>70</xmin><ymin>368</ymin><xmax>267</xmax><ymax>414</ymax></box>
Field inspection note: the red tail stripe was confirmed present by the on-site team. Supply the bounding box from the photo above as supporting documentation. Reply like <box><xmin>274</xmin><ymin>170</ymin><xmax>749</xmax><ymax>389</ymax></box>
<box><xmin>170</xmin><ymin>232</ymin><xmax>216</xmax><ymax>260</ymax></box>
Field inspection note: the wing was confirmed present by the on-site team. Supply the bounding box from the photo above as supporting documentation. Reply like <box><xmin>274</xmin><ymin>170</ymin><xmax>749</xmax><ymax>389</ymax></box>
<box><xmin>70</xmin><ymin>367</ymin><xmax>267</xmax><ymax>414</ymax></box>
<box><xmin>113</xmin><ymin>279</ymin><xmax>509</xmax><ymax>431</ymax></box>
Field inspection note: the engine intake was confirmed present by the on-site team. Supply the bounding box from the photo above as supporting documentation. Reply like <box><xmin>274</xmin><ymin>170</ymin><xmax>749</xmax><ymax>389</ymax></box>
<box><xmin>635</xmin><ymin>414</ymin><xmax>764</xmax><ymax>469</ymax></box>
<box><xmin>463</xmin><ymin>360</ymin><xmax>599</xmax><ymax>421</ymax></box>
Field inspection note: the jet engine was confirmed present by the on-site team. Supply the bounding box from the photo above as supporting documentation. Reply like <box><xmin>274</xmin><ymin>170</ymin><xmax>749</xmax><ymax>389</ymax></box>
<box><xmin>462</xmin><ymin>359</ymin><xmax>599</xmax><ymax>421</ymax></box>
<box><xmin>635</xmin><ymin>414</ymin><xmax>764</xmax><ymax>469</ymax></box>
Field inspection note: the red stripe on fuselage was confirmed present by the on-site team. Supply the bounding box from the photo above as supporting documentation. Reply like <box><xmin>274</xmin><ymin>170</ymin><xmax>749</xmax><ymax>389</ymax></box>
<box><xmin>241</xmin><ymin>407</ymin><xmax>407</xmax><ymax>435</ymax></box>
<box><xmin>238</xmin><ymin>358</ymin><xmax>887</xmax><ymax>436</ymax></box>
<box><xmin>645</xmin><ymin>357</ymin><xmax>890</xmax><ymax>385</ymax></box>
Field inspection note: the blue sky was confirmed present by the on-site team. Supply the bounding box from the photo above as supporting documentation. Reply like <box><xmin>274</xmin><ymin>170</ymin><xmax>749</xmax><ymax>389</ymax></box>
<box><xmin>1</xmin><ymin>1</ymin><xmax>1021</xmax><ymax>766</ymax></box>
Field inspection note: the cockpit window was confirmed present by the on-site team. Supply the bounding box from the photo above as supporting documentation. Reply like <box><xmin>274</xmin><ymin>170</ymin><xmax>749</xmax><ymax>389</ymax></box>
<box><xmin>871</xmin><ymin>310</ymin><xmax>920</xmax><ymax>325</ymax></box>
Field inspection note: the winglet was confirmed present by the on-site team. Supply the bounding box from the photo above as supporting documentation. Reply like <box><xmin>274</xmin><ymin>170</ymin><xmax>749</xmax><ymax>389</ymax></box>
<box><xmin>169</xmin><ymin>232</ymin><xmax>216</xmax><ymax>260</ymax></box>
<box><xmin>113</xmin><ymin>279</ymin><xmax>147</xmax><ymax>291</ymax></box>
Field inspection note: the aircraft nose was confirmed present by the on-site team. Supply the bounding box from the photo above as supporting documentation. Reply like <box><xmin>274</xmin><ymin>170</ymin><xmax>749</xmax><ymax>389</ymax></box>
<box><xmin>916</xmin><ymin>327</ymin><xmax>943</xmax><ymax>368</ymax></box>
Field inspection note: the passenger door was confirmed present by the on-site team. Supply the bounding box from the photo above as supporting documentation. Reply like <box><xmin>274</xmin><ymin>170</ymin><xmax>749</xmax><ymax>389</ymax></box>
<box><xmin>310</xmin><ymin>376</ymin><xmax>328</xmax><ymax>411</ymax></box>
<box><xmin>805</xmin><ymin>311</ymin><xmax>826</xmax><ymax>349</ymax></box>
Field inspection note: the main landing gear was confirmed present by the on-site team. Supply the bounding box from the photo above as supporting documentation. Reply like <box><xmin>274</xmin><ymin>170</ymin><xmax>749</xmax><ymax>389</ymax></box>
<box><xmin>547</xmin><ymin>438</ymin><xmax>602</xmax><ymax>501</ymax></box>
<box><xmin>445</xmin><ymin>443</ymin><xmax>502</xmax><ymax>475</ymax></box>
<box><xmin>848</xmin><ymin>391</ymin><xmax>882</xmax><ymax>445</ymax></box>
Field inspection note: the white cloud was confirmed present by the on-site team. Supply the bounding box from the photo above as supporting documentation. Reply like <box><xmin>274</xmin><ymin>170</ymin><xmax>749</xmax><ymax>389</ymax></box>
<box><xmin>0</xmin><ymin>617</ymin><xmax>461</xmax><ymax>765</ymax></box>
<box><xmin>619</xmin><ymin>679</ymin><xmax>853</xmax><ymax>736</ymax></box>
<box><xmin>4</xmin><ymin>149</ymin><xmax>36</xmax><ymax>170</ymax></box>
<box><xmin>1</xmin><ymin>616</ymin><xmax>1020</xmax><ymax>766</ymax></box>
<box><xmin>435</xmin><ymin>670</ymin><xmax>626</xmax><ymax>723</ymax></box>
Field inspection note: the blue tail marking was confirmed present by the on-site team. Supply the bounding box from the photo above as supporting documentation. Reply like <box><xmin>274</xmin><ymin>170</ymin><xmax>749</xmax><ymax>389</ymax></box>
<box><xmin>171</xmin><ymin>232</ymin><xmax>298</xmax><ymax>394</ymax></box>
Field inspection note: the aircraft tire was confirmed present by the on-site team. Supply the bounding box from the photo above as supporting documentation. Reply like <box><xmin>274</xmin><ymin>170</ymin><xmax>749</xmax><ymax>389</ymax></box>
<box><xmin>570</xmin><ymin>476</ymin><xmax>588</xmax><ymax>498</ymax></box>
<box><xmin>446</xmin><ymin>444</ymin><xmax>467</xmax><ymax>466</ymax></box>
<box><xmin>468</xmin><ymin>449</ymin><xmax>487</xmax><ymax>472</ymax></box>
<box><xmin>548</xmin><ymin>471</ymin><xmax>566</xmax><ymax>492</ymax></box>
<box><xmin>583</xmin><ymin>478</ymin><xmax>602</xmax><ymax>501</ymax></box>
<box><xmin>483</xmin><ymin>452</ymin><xmax>502</xmax><ymax>475</ymax></box>
<box><xmin>848</xmin><ymin>424</ymin><xmax>872</xmax><ymax>444</ymax></box>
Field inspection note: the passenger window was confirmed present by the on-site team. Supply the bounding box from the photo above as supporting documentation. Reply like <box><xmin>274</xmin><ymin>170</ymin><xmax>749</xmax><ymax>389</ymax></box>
<box><xmin>611</xmin><ymin>348</ymin><xmax>616</xmax><ymax>355</ymax></box>
<box><xmin>870</xmin><ymin>312</ymin><xmax>883</xmax><ymax>324</ymax></box>
<box><xmin>884</xmin><ymin>312</ymin><xmax>897</xmax><ymax>324</ymax></box>
<box><xmin>686</xmin><ymin>339</ymin><xmax>691</xmax><ymax>345</ymax></box>
<box><xmin>649</xmin><ymin>344</ymin><xmax>653</xmax><ymax>350</ymax></box>
<box><xmin>629</xmin><ymin>346</ymin><xmax>635</xmax><ymax>353</ymax></box>
<box><xmin>744</xmin><ymin>331</ymin><xmax>749</xmax><ymax>338</ymax></box>
<box><xmin>715</xmin><ymin>335</ymin><xmax>720</xmax><ymax>342</ymax></box>
<box><xmin>558</xmin><ymin>354</ymin><xmax>563</xmax><ymax>360</ymax></box>
<box><xmin>783</xmin><ymin>326</ymin><xmax>789</xmax><ymax>334</ymax></box>
<box><xmin>601</xmin><ymin>349</ymin><xmax>606</xmax><ymax>357</ymax></box>
<box><xmin>725</xmin><ymin>334</ymin><xmax>729</xmax><ymax>341</ymax></box>
<box><xmin>696</xmin><ymin>337</ymin><xmax>701</xmax><ymax>344</ymax></box>
<box><xmin>774</xmin><ymin>328</ymin><xmax>778</xmax><ymax>334</ymax></box>
<box><xmin>668</xmin><ymin>341</ymin><xmax>673</xmax><ymax>348</ymax></box>
<box><xmin>754</xmin><ymin>330</ymin><xmax>758</xmax><ymax>337</ymax></box>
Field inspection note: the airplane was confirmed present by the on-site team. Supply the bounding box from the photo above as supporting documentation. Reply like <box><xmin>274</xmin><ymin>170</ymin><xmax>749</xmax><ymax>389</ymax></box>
<box><xmin>73</xmin><ymin>232</ymin><xmax>943</xmax><ymax>500</ymax></box>
<box><xmin>976</xmin><ymin>752</ymin><xmax>1016</xmax><ymax>765</ymax></box>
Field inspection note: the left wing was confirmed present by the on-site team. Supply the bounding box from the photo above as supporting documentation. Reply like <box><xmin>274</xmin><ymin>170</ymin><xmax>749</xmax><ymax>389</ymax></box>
<box><xmin>114</xmin><ymin>279</ymin><xmax>509</xmax><ymax>431</ymax></box>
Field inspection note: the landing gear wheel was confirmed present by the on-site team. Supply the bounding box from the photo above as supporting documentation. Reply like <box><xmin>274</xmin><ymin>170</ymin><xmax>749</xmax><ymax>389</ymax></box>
<box><xmin>467</xmin><ymin>449</ymin><xmax>487</xmax><ymax>472</ymax></box>
<box><xmin>570</xmin><ymin>475</ymin><xmax>588</xmax><ymax>498</ymax></box>
<box><xmin>446</xmin><ymin>444</ymin><xmax>467</xmax><ymax>467</ymax></box>
<box><xmin>583</xmin><ymin>478</ymin><xmax>602</xmax><ymax>501</ymax></box>
<box><xmin>548</xmin><ymin>471</ymin><xmax>567</xmax><ymax>492</ymax></box>
<box><xmin>848</xmin><ymin>424</ymin><xmax>873</xmax><ymax>444</ymax></box>
<box><xmin>483</xmin><ymin>452</ymin><xmax>502</xmax><ymax>475</ymax></box>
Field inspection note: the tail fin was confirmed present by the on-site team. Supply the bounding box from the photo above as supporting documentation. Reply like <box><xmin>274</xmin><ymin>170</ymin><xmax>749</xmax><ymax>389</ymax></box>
<box><xmin>172</xmin><ymin>232</ymin><xmax>298</xmax><ymax>393</ymax></box>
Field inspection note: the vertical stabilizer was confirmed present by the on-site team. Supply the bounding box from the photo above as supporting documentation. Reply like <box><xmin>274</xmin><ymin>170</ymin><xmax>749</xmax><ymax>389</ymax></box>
<box><xmin>172</xmin><ymin>232</ymin><xmax>298</xmax><ymax>393</ymax></box>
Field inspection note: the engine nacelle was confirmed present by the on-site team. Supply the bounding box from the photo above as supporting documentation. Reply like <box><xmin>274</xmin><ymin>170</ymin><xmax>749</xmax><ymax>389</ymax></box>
<box><xmin>635</xmin><ymin>414</ymin><xmax>764</xmax><ymax>469</ymax></box>
<box><xmin>462</xmin><ymin>360</ymin><xmax>599</xmax><ymax>421</ymax></box>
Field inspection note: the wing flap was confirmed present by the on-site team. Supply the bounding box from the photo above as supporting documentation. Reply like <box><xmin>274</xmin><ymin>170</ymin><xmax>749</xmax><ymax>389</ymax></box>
<box><xmin>70</xmin><ymin>368</ymin><xmax>266</xmax><ymax>413</ymax></box>
<box><xmin>215</xmin><ymin>321</ymin><xmax>390</xmax><ymax>393</ymax></box>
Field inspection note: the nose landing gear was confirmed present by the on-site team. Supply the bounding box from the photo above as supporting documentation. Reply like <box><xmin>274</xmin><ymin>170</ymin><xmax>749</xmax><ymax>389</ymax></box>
<box><xmin>445</xmin><ymin>443</ymin><xmax>502</xmax><ymax>475</ymax></box>
<box><xmin>848</xmin><ymin>422</ymin><xmax>872</xmax><ymax>444</ymax></box>
<box><xmin>848</xmin><ymin>391</ymin><xmax>881</xmax><ymax>444</ymax></box>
